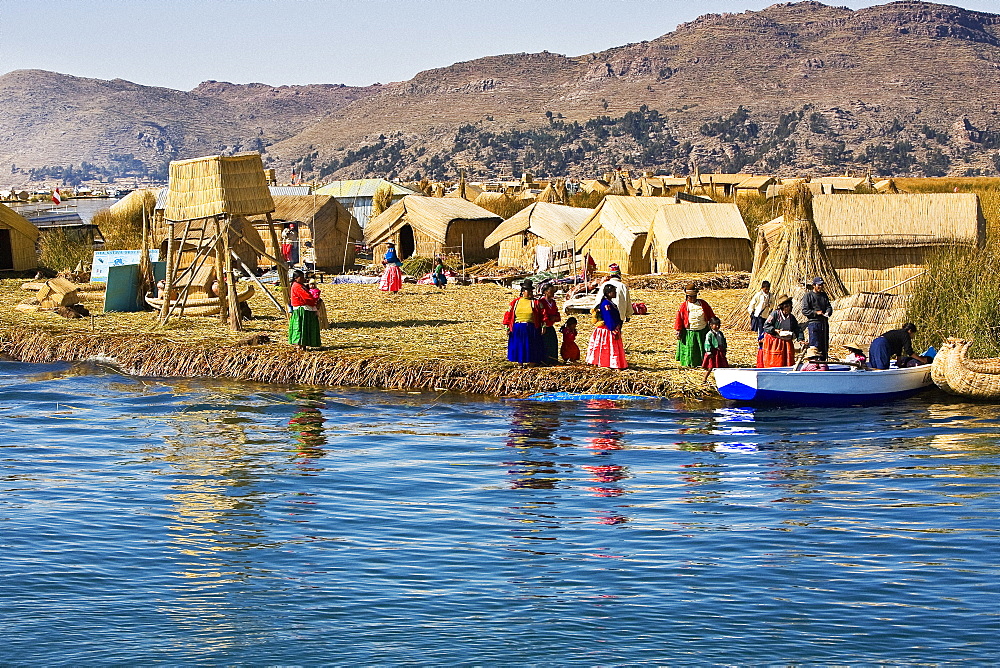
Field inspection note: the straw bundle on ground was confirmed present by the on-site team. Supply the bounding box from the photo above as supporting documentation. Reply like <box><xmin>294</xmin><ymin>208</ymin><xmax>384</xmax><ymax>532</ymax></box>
<box><xmin>730</xmin><ymin>184</ymin><xmax>847</xmax><ymax>330</ymax></box>
<box><xmin>828</xmin><ymin>292</ymin><xmax>910</xmax><ymax>350</ymax></box>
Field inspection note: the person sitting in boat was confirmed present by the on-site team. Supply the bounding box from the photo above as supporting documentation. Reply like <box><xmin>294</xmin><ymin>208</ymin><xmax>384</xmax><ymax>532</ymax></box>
<box><xmin>869</xmin><ymin>324</ymin><xmax>921</xmax><ymax>369</ymax></box>
<box><xmin>801</xmin><ymin>346</ymin><xmax>829</xmax><ymax>371</ymax></box>
<box><xmin>674</xmin><ymin>283</ymin><xmax>715</xmax><ymax>367</ymax></box>
<box><xmin>757</xmin><ymin>295</ymin><xmax>803</xmax><ymax>368</ymax></box>
<box><xmin>586</xmin><ymin>284</ymin><xmax>628</xmax><ymax>370</ymax></box>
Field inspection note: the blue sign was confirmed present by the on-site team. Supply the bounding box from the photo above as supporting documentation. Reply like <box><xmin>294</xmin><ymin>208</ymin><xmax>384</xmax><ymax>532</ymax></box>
<box><xmin>91</xmin><ymin>250</ymin><xmax>159</xmax><ymax>283</ymax></box>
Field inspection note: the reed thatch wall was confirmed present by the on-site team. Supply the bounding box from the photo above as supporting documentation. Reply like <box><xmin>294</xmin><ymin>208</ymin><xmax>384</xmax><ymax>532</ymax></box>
<box><xmin>0</xmin><ymin>203</ymin><xmax>39</xmax><ymax>271</ymax></box>
<box><xmin>645</xmin><ymin>202</ymin><xmax>752</xmax><ymax>274</ymax></box>
<box><xmin>163</xmin><ymin>154</ymin><xmax>274</xmax><ymax>222</ymax></box>
<box><xmin>829</xmin><ymin>292</ymin><xmax>910</xmax><ymax>350</ymax></box>
<box><xmin>496</xmin><ymin>232</ymin><xmax>544</xmax><ymax>269</ymax></box>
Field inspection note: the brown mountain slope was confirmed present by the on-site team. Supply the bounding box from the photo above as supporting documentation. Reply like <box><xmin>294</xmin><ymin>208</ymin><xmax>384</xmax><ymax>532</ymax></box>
<box><xmin>0</xmin><ymin>70</ymin><xmax>377</xmax><ymax>180</ymax></box>
<box><xmin>269</xmin><ymin>0</ymin><xmax>1000</xmax><ymax>178</ymax></box>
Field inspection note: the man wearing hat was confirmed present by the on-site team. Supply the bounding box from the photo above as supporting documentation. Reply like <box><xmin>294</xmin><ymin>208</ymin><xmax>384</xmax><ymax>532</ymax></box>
<box><xmin>592</xmin><ymin>263</ymin><xmax>633</xmax><ymax>323</ymax></box>
<box><xmin>801</xmin><ymin>276</ymin><xmax>833</xmax><ymax>359</ymax></box>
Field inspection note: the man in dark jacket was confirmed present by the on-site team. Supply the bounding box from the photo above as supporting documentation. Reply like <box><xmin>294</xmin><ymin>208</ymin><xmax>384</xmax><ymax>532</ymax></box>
<box><xmin>801</xmin><ymin>276</ymin><xmax>833</xmax><ymax>358</ymax></box>
<box><xmin>869</xmin><ymin>323</ymin><xmax>918</xmax><ymax>369</ymax></box>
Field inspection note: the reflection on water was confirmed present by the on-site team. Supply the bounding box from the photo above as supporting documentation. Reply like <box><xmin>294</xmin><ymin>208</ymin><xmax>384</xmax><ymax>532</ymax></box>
<box><xmin>1</xmin><ymin>362</ymin><xmax>999</xmax><ymax>664</ymax></box>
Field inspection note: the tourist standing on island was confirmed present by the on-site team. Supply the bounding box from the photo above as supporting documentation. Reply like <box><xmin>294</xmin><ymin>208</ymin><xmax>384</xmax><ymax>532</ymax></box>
<box><xmin>747</xmin><ymin>280</ymin><xmax>771</xmax><ymax>337</ymax></box>
<box><xmin>538</xmin><ymin>283</ymin><xmax>561</xmax><ymax>365</ymax></box>
<box><xmin>379</xmin><ymin>242</ymin><xmax>404</xmax><ymax>293</ymax></box>
<box><xmin>674</xmin><ymin>283</ymin><xmax>715</xmax><ymax>367</ymax></box>
<box><xmin>503</xmin><ymin>280</ymin><xmax>543</xmax><ymax>366</ymax></box>
<box><xmin>802</xmin><ymin>276</ymin><xmax>833</xmax><ymax>359</ymax></box>
<box><xmin>592</xmin><ymin>263</ymin><xmax>633</xmax><ymax>323</ymax></box>
<box><xmin>288</xmin><ymin>270</ymin><xmax>320</xmax><ymax>351</ymax></box>
<box><xmin>587</xmin><ymin>284</ymin><xmax>627</xmax><ymax>369</ymax></box>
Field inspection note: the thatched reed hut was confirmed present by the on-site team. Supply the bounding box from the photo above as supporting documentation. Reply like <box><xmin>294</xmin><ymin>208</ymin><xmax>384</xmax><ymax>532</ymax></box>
<box><xmin>644</xmin><ymin>203</ymin><xmax>752</xmax><ymax>273</ymax></box>
<box><xmin>109</xmin><ymin>188</ymin><xmax>159</xmax><ymax>218</ymax></box>
<box><xmin>484</xmin><ymin>202</ymin><xmax>591</xmax><ymax>271</ymax></box>
<box><xmin>812</xmin><ymin>176</ymin><xmax>865</xmax><ymax>193</ymax></box>
<box><xmin>733</xmin><ymin>176</ymin><xmax>776</xmax><ymax>197</ymax></box>
<box><xmin>314</xmin><ymin>179</ymin><xmax>417</xmax><ymax>227</ymax></box>
<box><xmin>575</xmin><ymin>196</ymin><xmax>670</xmax><ymax>275</ymax></box>
<box><xmin>811</xmin><ymin>193</ymin><xmax>986</xmax><ymax>294</ymax></box>
<box><xmin>0</xmin><ymin>202</ymin><xmax>39</xmax><ymax>271</ymax></box>
<box><xmin>365</xmin><ymin>196</ymin><xmax>502</xmax><ymax>262</ymax></box>
<box><xmin>245</xmin><ymin>195</ymin><xmax>361</xmax><ymax>272</ymax></box>
<box><xmin>695</xmin><ymin>173</ymin><xmax>752</xmax><ymax>197</ymax></box>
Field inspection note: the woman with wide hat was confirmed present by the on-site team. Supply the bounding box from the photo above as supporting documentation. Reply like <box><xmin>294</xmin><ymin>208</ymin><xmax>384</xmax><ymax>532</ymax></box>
<box><xmin>673</xmin><ymin>283</ymin><xmax>715</xmax><ymax>367</ymax></box>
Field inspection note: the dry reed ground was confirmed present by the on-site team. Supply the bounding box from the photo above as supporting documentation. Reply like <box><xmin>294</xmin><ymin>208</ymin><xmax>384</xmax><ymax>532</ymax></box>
<box><xmin>0</xmin><ymin>278</ymin><xmax>758</xmax><ymax>398</ymax></box>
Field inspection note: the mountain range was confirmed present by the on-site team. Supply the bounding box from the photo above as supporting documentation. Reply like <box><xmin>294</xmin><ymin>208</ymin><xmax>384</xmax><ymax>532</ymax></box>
<box><xmin>4</xmin><ymin>0</ymin><xmax>1000</xmax><ymax>184</ymax></box>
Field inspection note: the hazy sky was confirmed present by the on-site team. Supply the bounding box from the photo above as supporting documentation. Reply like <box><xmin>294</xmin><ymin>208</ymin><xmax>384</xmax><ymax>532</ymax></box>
<box><xmin>2</xmin><ymin>0</ymin><xmax>996</xmax><ymax>90</ymax></box>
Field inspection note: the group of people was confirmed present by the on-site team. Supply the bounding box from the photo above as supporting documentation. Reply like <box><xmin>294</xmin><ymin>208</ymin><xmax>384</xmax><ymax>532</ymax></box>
<box><xmin>378</xmin><ymin>242</ymin><xmax>448</xmax><ymax>293</ymax></box>
<box><xmin>746</xmin><ymin>278</ymin><xmax>927</xmax><ymax>370</ymax></box>
<box><xmin>503</xmin><ymin>263</ymin><xmax>634</xmax><ymax>369</ymax></box>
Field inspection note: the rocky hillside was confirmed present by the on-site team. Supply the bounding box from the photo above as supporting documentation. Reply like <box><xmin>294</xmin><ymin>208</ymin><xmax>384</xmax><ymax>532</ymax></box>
<box><xmin>4</xmin><ymin>1</ymin><xmax>1000</xmax><ymax>183</ymax></box>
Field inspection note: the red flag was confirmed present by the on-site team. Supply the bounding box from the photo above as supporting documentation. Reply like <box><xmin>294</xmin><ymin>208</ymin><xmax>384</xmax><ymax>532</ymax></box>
<box><xmin>51</xmin><ymin>188</ymin><xmax>61</xmax><ymax>205</ymax></box>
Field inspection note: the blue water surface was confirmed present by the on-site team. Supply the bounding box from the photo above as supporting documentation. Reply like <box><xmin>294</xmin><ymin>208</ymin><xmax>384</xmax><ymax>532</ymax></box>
<box><xmin>0</xmin><ymin>360</ymin><xmax>997</xmax><ymax>665</ymax></box>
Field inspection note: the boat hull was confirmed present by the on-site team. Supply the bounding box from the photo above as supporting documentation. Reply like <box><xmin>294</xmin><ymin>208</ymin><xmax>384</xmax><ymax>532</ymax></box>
<box><xmin>714</xmin><ymin>365</ymin><xmax>933</xmax><ymax>406</ymax></box>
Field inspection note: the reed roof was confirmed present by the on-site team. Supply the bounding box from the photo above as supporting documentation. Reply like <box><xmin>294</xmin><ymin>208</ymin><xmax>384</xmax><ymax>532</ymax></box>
<box><xmin>365</xmin><ymin>195</ymin><xmax>502</xmax><ymax>245</ymax></box>
<box><xmin>484</xmin><ymin>202</ymin><xmax>591</xmax><ymax>248</ymax></box>
<box><xmin>735</xmin><ymin>176</ymin><xmax>776</xmax><ymax>189</ymax></box>
<box><xmin>812</xmin><ymin>193</ymin><xmax>985</xmax><ymax>249</ymax></box>
<box><xmin>0</xmin><ymin>202</ymin><xmax>39</xmax><ymax>241</ymax></box>
<box><xmin>576</xmin><ymin>195</ymin><xmax>671</xmax><ymax>250</ymax></box>
<box><xmin>698</xmin><ymin>173</ymin><xmax>753</xmax><ymax>186</ymax></box>
<box><xmin>163</xmin><ymin>154</ymin><xmax>274</xmax><ymax>222</ymax></box>
<box><xmin>244</xmin><ymin>195</ymin><xmax>361</xmax><ymax>242</ymax></box>
<box><xmin>812</xmin><ymin>176</ymin><xmax>866</xmax><ymax>190</ymax></box>
<box><xmin>644</xmin><ymin>203</ymin><xmax>750</xmax><ymax>255</ymax></box>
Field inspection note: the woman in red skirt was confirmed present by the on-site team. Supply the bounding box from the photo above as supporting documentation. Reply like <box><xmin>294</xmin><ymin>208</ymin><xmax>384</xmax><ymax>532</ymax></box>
<box><xmin>379</xmin><ymin>242</ymin><xmax>403</xmax><ymax>293</ymax></box>
<box><xmin>586</xmin><ymin>284</ymin><xmax>627</xmax><ymax>369</ymax></box>
<box><xmin>756</xmin><ymin>295</ymin><xmax>803</xmax><ymax>368</ymax></box>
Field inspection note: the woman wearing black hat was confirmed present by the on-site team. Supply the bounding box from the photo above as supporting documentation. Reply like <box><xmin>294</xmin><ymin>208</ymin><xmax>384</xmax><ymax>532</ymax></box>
<box><xmin>502</xmin><ymin>280</ymin><xmax>543</xmax><ymax>365</ymax></box>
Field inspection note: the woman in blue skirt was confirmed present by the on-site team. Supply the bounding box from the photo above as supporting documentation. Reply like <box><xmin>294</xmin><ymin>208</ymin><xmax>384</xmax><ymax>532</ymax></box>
<box><xmin>502</xmin><ymin>281</ymin><xmax>543</xmax><ymax>365</ymax></box>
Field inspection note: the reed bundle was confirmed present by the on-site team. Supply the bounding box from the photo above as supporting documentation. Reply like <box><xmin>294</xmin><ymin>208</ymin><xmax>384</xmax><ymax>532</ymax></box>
<box><xmin>828</xmin><ymin>292</ymin><xmax>910</xmax><ymax>350</ymax></box>
<box><xmin>730</xmin><ymin>184</ymin><xmax>847</xmax><ymax>330</ymax></box>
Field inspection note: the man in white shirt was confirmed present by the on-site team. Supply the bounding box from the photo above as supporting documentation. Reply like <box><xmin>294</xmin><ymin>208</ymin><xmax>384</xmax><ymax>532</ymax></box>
<box><xmin>592</xmin><ymin>263</ymin><xmax>633</xmax><ymax>322</ymax></box>
<box><xmin>747</xmin><ymin>280</ymin><xmax>771</xmax><ymax>336</ymax></box>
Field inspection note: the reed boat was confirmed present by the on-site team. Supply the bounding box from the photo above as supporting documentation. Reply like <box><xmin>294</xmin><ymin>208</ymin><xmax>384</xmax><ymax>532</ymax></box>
<box><xmin>931</xmin><ymin>338</ymin><xmax>1000</xmax><ymax>399</ymax></box>
<box><xmin>713</xmin><ymin>364</ymin><xmax>933</xmax><ymax>406</ymax></box>
<box><xmin>145</xmin><ymin>284</ymin><xmax>255</xmax><ymax>317</ymax></box>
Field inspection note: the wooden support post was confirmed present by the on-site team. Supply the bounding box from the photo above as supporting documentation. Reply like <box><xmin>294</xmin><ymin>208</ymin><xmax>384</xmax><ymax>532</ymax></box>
<box><xmin>234</xmin><ymin>252</ymin><xmax>284</xmax><ymax>314</ymax></box>
<box><xmin>214</xmin><ymin>218</ymin><xmax>230</xmax><ymax>326</ymax></box>
<box><xmin>266</xmin><ymin>212</ymin><xmax>291</xmax><ymax>318</ymax></box>
<box><xmin>222</xmin><ymin>217</ymin><xmax>242</xmax><ymax>331</ymax></box>
<box><xmin>159</xmin><ymin>222</ymin><xmax>176</xmax><ymax>323</ymax></box>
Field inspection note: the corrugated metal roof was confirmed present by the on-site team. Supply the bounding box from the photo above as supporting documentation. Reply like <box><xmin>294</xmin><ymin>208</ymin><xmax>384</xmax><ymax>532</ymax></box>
<box><xmin>270</xmin><ymin>185</ymin><xmax>313</xmax><ymax>196</ymax></box>
<box><xmin>314</xmin><ymin>179</ymin><xmax>417</xmax><ymax>199</ymax></box>
<box><xmin>484</xmin><ymin>202</ymin><xmax>591</xmax><ymax>248</ymax></box>
<box><xmin>365</xmin><ymin>195</ymin><xmax>501</xmax><ymax>245</ymax></box>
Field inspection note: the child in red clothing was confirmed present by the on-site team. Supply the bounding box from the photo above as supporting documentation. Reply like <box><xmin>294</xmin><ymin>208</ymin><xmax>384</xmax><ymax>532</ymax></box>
<box><xmin>560</xmin><ymin>316</ymin><xmax>580</xmax><ymax>363</ymax></box>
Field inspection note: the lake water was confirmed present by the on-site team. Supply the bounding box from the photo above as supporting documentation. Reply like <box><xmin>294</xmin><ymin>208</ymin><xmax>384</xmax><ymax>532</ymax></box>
<box><xmin>1</xmin><ymin>360</ymin><xmax>998</xmax><ymax>664</ymax></box>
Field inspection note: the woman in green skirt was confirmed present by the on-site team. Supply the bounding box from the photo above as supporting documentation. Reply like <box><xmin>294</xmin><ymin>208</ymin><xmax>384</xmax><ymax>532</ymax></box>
<box><xmin>673</xmin><ymin>283</ymin><xmax>716</xmax><ymax>367</ymax></box>
<box><xmin>288</xmin><ymin>270</ymin><xmax>321</xmax><ymax>351</ymax></box>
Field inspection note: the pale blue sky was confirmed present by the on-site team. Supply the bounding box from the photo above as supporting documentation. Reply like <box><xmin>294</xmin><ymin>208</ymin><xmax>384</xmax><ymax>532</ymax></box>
<box><xmin>2</xmin><ymin>0</ymin><xmax>996</xmax><ymax>90</ymax></box>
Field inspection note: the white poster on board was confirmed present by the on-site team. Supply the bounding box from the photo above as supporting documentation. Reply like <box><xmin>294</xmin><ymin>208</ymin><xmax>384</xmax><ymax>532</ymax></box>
<box><xmin>91</xmin><ymin>250</ymin><xmax>160</xmax><ymax>283</ymax></box>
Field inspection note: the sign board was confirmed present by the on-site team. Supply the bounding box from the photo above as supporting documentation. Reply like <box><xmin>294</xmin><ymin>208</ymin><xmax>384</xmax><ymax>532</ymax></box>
<box><xmin>103</xmin><ymin>264</ymin><xmax>142</xmax><ymax>312</ymax></box>
<box><xmin>91</xmin><ymin>250</ymin><xmax>159</xmax><ymax>283</ymax></box>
